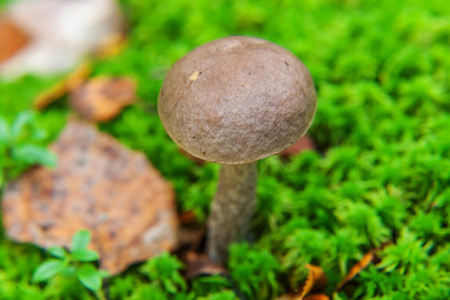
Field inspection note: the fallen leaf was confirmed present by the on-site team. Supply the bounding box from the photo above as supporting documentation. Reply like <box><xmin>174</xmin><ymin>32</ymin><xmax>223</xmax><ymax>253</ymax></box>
<box><xmin>2</xmin><ymin>120</ymin><xmax>178</xmax><ymax>275</ymax></box>
<box><xmin>301</xmin><ymin>264</ymin><xmax>327</xmax><ymax>298</ymax></box>
<box><xmin>304</xmin><ymin>295</ymin><xmax>330</xmax><ymax>300</ymax></box>
<box><xmin>0</xmin><ymin>18</ymin><xmax>29</xmax><ymax>64</ymax></box>
<box><xmin>276</xmin><ymin>294</ymin><xmax>329</xmax><ymax>300</ymax></box>
<box><xmin>179</xmin><ymin>210</ymin><xmax>198</xmax><ymax>225</ymax></box>
<box><xmin>184</xmin><ymin>251</ymin><xmax>228</xmax><ymax>280</ymax></box>
<box><xmin>280</xmin><ymin>135</ymin><xmax>316</xmax><ymax>158</ymax></box>
<box><xmin>336</xmin><ymin>246</ymin><xmax>383</xmax><ymax>291</ymax></box>
<box><xmin>0</xmin><ymin>0</ymin><xmax>124</xmax><ymax>78</ymax></box>
<box><xmin>34</xmin><ymin>62</ymin><xmax>91</xmax><ymax>110</ymax></box>
<box><xmin>94</xmin><ymin>32</ymin><xmax>127</xmax><ymax>58</ymax></box>
<box><xmin>275</xmin><ymin>264</ymin><xmax>327</xmax><ymax>300</ymax></box>
<box><xmin>177</xmin><ymin>226</ymin><xmax>205</xmax><ymax>252</ymax></box>
<box><xmin>177</xmin><ymin>212</ymin><xmax>205</xmax><ymax>253</ymax></box>
<box><xmin>69</xmin><ymin>77</ymin><xmax>136</xmax><ymax>122</ymax></box>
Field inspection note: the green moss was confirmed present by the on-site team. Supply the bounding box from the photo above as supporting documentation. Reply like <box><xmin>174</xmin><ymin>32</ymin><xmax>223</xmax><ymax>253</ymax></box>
<box><xmin>1</xmin><ymin>0</ymin><xmax>449</xmax><ymax>298</ymax></box>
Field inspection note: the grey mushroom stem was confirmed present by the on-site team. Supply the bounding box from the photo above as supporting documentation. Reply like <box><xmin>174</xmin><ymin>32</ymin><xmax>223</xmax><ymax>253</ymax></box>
<box><xmin>207</xmin><ymin>162</ymin><xmax>258</xmax><ymax>263</ymax></box>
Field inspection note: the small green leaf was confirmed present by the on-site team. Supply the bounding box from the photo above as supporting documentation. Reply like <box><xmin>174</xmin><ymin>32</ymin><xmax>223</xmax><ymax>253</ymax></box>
<box><xmin>0</xmin><ymin>117</ymin><xmax>10</xmax><ymax>144</ymax></box>
<box><xmin>72</xmin><ymin>249</ymin><xmax>99</xmax><ymax>262</ymax></box>
<box><xmin>77</xmin><ymin>264</ymin><xmax>102</xmax><ymax>292</ymax></box>
<box><xmin>32</xmin><ymin>259</ymin><xmax>66</xmax><ymax>283</ymax></box>
<box><xmin>71</xmin><ymin>230</ymin><xmax>91</xmax><ymax>252</ymax></box>
<box><xmin>11</xmin><ymin>110</ymin><xmax>34</xmax><ymax>139</ymax></box>
<box><xmin>12</xmin><ymin>144</ymin><xmax>57</xmax><ymax>167</ymax></box>
<box><xmin>48</xmin><ymin>246</ymin><xmax>67</xmax><ymax>259</ymax></box>
<box><xmin>60</xmin><ymin>265</ymin><xmax>77</xmax><ymax>277</ymax></box>
<box><xmin>98</xmin><ymin>270</ymin><xmax>110</xmax><ymax>279</ymax></box>
<box><xmin>31</xmin><ymin>128</ymin><xmax>47</xmax><ymax>141</ymax></box>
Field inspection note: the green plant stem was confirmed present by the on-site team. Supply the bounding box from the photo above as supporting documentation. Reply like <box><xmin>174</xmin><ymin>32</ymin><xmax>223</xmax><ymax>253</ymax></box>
<box><xmin>95</xmin><ymin>289</ymin><xmax>106</xmax><ymax>300</ymax></box>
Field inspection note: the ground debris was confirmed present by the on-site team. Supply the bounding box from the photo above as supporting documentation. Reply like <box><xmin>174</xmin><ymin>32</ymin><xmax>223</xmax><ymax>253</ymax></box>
<box><xmin>184</xmin><ymin>251</ymin><xmax>228</xmax><ymax>280</ymax></box>
<box><xmin>280</xmin><ymin>135</ymin><xmax>316</xmax><ymax>158</ymax></box>
<box><xmin>34</xmin><ymin>62</ymin><xmax>91</xmax><ymax>110</ymax></box>
<box><xmin>0</xmin><ymin>18</ymin><xmax>29</xmax><ymax>64</ymax></box>
<box><xmin>335</xmin><ymin>244</ymin><xmax>387</xmax><ymax>291</ymax></box>
<box><xmin>0</xmin><ymin>0</ymin><xmax>125</xmax><ymax>79</ymax></box>
<box><xmin>275</xmin><ymin>264</ymin><xmax>328</xmax><ymax>300</ymax></box>
<box><xmin>69</xmin><ymin>77</ymin><xmax>136</xmax><ymax>122</ymax></box>
<box><xmin>2</xmin><ymin>120</ymin><xmax>178</xmax><ymax>275</ymax></box>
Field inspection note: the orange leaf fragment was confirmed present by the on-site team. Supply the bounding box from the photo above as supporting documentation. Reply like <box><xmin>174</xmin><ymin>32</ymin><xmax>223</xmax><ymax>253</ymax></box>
<box><xmin>275</xmin><ymin>295</ymin><xmax>294</xmax><ymax>300</ymax></box>
<box><xmin>184</xmin><ymin>251</ymin><xmax>228</xmax><ymax>280</ymax></box>
<box><xmin>280</xmin><ymin>135</ymin><xmax>316</xmax><ymax>158</ymax></box>
<box><xmin>0</xmin><ymin>18</ymin><xmax>29</xmax><ymax>64</ymax></box>
<box><xmin>304</xmin><ymin>295</ymin><xmax>329</xmax><ymax>300</ymax></box>
<box><xmin>336</xmin><ymin>249</ymin><xmax>376</xmax><ymax>290</ymax></box>
<box><xmin>301</xmin><ymin>264</ymin><xmax>327</xmax><ymax>298</ymax></box>
<box><xmin>2</xmin><ymin>120</ymin><xmax>178</xmax><ymax>275</ymax></box>
<box><xmin>179</xmin><ymin>210</ymin><xmax>198</xmax><ymax>225</ymax></box>
<box><xmin>95</xmin><ymin>32</ymin><xmax>127</xmax><ymax>58</ymax></box>
<box><xmin>69</xmin><ymin>76</ymin><xmax>136</xmax><ymax>122</ymax></box>
<box><xmin>275</xmin><ymin>264</ymin><xmax>327</xmax><ymax>300</ymax></box>
<box><xmin>276</xmin><ymin>294</ymin><xmax>329</xmax><ymax>300</ymax></box>
<box><xmin>0</xmin><ymin>0</ymin><xmax>124</xmax><ymax>78</ymax></box>
<box><xmin>34</xmin><ymin>62</ymin><xmax>92</xmax><ymax>109</ymax></box>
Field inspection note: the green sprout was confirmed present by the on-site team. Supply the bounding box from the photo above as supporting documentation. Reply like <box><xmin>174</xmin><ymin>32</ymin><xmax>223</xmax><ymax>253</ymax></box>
<box><xmin>0</xmin><ymin>111</ymin><xmax>56</xmax><ymax>187</ymax></box>
<box><xmin>140</xmin><ymin>252</ymin><xmax>187</xmax><ymax>295</ymax></box>
<box><xmin>32</xmin><ymin>230</ymin><xmax>108</xmax><ymax>300</ymax></box>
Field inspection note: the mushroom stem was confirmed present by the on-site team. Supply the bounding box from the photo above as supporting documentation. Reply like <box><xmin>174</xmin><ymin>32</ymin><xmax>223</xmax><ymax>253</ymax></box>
<box><xmin>207</xmin><ymin>162</ymin><xmax>257</xmax><ymax>263</ymax></box>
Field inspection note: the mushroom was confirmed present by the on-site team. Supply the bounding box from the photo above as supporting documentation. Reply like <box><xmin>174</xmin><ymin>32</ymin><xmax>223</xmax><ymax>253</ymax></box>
<box><xmin>158</xmin><ymin>36</ymin><xmax>317</xmax><ymax>263</ymax></box>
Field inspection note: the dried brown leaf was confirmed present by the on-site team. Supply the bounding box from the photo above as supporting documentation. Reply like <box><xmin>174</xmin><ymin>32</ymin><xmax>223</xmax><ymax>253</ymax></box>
<box><xmin>276</xmin><ymin>294</ymin><xmax>329</xmax><ymax>300</ymax></box>
<box><xmin>184</xmin><ymin>251</ymin><xmax>228</xmax><ymax>280</ymax></box>
<box><xmin>275</xmin><ymin>264</ymin><xmax>327</xmax><ymax>300</ymax></box>
<box><xmin>95</xmin><ymin>32</ymin><xmax>127</xmax><ymax>58</ymax></box>
<box><xmin>336</xmin><ymin>249</ymin><xmax>376</xmax><ymax>291</ymax></box>
<box><xmin>2</xmin><ymin>120</ymin><xmax>178</xmax><ymax>275</ymax></box>
<box><xmin>304</xmin><ymin>295</ymin><xmax>330</xmax><ymax>300</ymax></box>
<box><xmin>179</xmin><ymin>210</ymin><xmax>198</xmax><ymax>225</ymax></box>
<box><xmin>0</xmin><ymin>18</ymin><xmax>29</xmax><ymax>64</ymax></box>
<box><xmin>177</xmin><ymin>226</ymin><xmax>205</xmax><ymax>251</ymax></box>
<box><xmin>0</xmin><ymin>0</ymin><xmax>124</xmax><ymax>78</ymax></box>
<box><xmin>301</xmin><ymin>264</ymin><xmax>327</xmax><ymax>298</ymax></box>
<box><xmin>280</xmin><ymin>135</ymin><xmax>316</xmax><ymax>157</ymax></box>
<box><xmin>34</xmin><ymin>62</ymin><xmax>91</xmax><ymax>109</ymax></box>
<box><xmin>69</xmin><ymin>76</ymin><xmax>136</xmax><ymax>122</ymax></box>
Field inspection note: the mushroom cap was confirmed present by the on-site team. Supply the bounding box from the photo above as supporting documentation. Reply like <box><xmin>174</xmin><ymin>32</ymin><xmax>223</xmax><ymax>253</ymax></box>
<box><xmin>158</xmin><ymin>36</ymin><xmax>317</xmax><ymax>165</ymax></box>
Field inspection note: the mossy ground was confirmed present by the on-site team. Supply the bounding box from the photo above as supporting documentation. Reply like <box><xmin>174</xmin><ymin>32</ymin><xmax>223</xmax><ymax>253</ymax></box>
<box><xmin>1</xmin><ymin>0</ymin><xmax>449</xmax><ymax>299</ymax></box>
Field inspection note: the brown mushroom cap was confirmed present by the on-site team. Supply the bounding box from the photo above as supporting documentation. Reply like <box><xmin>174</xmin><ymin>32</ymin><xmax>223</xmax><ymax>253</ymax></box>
<box><xmin>158</xmin><ymin>36</ymin><xmax>317</xmax><ymax>165</ymax></box>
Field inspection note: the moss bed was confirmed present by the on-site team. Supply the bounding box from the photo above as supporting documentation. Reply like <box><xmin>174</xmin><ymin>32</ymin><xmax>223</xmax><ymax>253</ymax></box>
<box><xmin>1</xmin><ymin>0</ymin><xmax>449</xmax><ymax>299</ymax></box>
